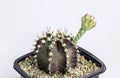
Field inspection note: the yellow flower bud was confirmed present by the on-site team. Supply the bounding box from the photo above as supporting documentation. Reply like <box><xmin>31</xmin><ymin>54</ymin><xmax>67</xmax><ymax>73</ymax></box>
<box><xmin>82</xmin><ymin>13</ymin><xmax>96</xmax><ymax>30</ymax></box>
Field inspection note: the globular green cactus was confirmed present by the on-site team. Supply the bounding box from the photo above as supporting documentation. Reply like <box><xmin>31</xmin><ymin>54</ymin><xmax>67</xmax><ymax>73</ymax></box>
<box><xmin>33</xmin><ymin>14</ymin><xmax>96</xmax><ymax>75</ymax></box>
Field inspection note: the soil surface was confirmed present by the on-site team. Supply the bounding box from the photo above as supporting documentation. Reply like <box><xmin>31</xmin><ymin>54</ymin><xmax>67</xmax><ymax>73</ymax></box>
<box><xmin>19</xmin><ymin>54</ymin><xmax>99</xmax><ymax>78</ymax></box>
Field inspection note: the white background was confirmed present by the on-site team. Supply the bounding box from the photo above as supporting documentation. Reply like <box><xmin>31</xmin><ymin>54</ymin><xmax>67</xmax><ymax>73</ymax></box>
<box><xmin>0</xmin><ymin>0</ymin><xmax>120</xmax><ymax>78</ymax></box>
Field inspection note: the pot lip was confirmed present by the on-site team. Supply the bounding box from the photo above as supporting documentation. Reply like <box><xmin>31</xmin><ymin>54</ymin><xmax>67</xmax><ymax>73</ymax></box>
<box><xmin>13</xmin><ymin>46</ymin><xmax>106</xmax><ymax>78</ymax></box>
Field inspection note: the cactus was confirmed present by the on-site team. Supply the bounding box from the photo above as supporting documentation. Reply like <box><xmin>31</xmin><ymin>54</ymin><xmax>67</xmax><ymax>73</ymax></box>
<box><xmin>33</xmin><ymin>14</ymin><xmax>96</xmax><ymax>75</ymax></box>
<box><xmin>33</xmin><ymin>31</ymin><xmax>77</xmax><ymax>75</ymax></box>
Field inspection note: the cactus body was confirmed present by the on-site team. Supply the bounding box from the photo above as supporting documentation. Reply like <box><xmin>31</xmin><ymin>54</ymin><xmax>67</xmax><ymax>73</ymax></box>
<box><xmin>33</xmin><ymin>30</ymin><xmax>79</xmax><ymax>75</ymax></box>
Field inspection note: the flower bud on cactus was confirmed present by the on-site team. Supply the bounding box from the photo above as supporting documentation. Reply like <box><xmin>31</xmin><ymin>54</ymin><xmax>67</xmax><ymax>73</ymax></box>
<box><xmin>82</xmin><ymin>13</ymin><xmax>96</xmax><ymax>30</ymax></box>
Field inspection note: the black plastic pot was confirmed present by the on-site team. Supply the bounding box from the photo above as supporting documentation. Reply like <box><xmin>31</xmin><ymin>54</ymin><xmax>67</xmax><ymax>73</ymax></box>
<box><xmin>13</xmin><ymin>47</ymin><xmax>106</xmax><ymax>78</ymax></box>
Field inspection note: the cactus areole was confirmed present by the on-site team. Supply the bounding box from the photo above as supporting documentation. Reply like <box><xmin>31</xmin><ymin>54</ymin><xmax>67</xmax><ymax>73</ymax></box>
<box><xmin>33</xmin><ymin>14</ymin><xmax>96</xmax><ymax>75</ymax></box>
